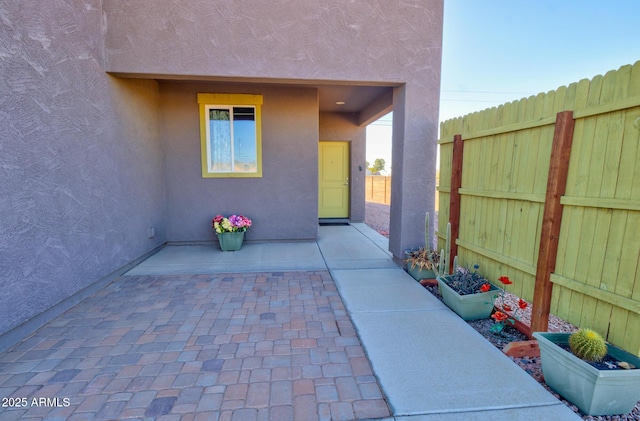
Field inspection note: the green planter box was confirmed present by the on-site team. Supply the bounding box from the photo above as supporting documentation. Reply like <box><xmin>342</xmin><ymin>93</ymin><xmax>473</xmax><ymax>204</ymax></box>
<box><xmin>436</xmin><ymin>276</ymin><xmax>499</xmax><ymax>320</ymax></box>
<box><xmin>533</xmin><ymin>332</ymin><xmax>640</xmax><ymax>416</ymax></box>
<box><xmin>407</xmin><ymin>264</ymin><xmax>436</xmax><ymax>281</ymax></box>
<box><xmin>217</xmin><ymin>231</ymin><xmax>245</xmax><ymax>251</ymax></box>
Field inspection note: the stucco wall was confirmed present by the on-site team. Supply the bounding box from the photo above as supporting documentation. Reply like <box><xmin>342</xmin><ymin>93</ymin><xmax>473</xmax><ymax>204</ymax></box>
<box><xmin>103</xmin><ymin>0</ymin><xmax>443</xmax><ymax>257</ymax></box>
<box><xmin>0</xmin><ymin>1</ymin><xmax>166</xmax><ymax>337</ymax></box>
<box><xmin>0</xmin><ymin>0</ymin><xmax>443</xmax><ymax>344</ymax></box>
<box><xmin>160</xmin><ymin>82</ymin><xmax>319</xmax><ymax>241</ymax></box>
<box><xmin>319</xmin><ymin>112</ymin><xmax>366</xmax><ymax>222</ymax></box>
<box><xmin>390</xmin><ymin>85</ymin><xmax>440</xmax><ymax>253</ymax></box>
<box><xmin>103</xmin><ymin>0</ymin><xmax>443</xmax><ymax>84</ymax></box>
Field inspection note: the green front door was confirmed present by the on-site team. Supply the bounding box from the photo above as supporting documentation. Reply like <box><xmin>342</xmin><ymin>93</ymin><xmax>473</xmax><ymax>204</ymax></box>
<box><xmin>318</xmin><ymin>141</ymin><xmax>350</xmax><ymax>218</ymax></box>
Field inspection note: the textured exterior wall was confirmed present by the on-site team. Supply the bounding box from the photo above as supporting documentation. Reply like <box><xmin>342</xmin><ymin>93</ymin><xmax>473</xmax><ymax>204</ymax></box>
<box><xmin>103</xmin><ymin>0</ymin><xmax>442</xmax><ymax>84</ymax></box>
<box><xmin>390</xmin><ymin>85</ymin><xmax>440</xmax><ymax>254</ymax></box>
<box><xmin>319</xmin><ymin>112</ymin><xmax>366</xmax><ymax>222</ymax></box>
<box><xmin>0</xmin><ymin>1</ymin><xmax>167</xmax><ymax>336</ymax></box>
<box><xmin>0</xmin><ymin>0</ymin><xmax>442</xmax><ymax>339</ymax></box>
<box><xmin>103</xmin><ymin>0</ymin><xmax>443</xmax><ymax>257</ymax></box>
<box><xmin>160</xmin><ymin>82</ymin><xmax>319</xmax><ymax>241</ymax></box>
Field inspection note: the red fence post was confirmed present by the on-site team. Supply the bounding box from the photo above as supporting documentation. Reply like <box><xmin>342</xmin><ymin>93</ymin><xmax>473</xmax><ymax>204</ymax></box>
<box><xmin>449</xmin><ymin>134</ymin><xmax>464</xmax><ymax>273</ymax></box>
<box><xmin>530</xmin><ymin>111</ymin><xmax>575</xmax><ymax>336</ymax></box>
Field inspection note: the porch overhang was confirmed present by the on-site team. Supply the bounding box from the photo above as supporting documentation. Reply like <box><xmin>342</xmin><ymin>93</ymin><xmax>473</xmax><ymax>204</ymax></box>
<box><xmin>108</xmin><ymin>71</ymin><xmax>396</xmax><ymax>124</ymax></box>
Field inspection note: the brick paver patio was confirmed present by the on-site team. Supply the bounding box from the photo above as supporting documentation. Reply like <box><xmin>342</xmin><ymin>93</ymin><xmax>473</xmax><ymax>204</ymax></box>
<box><xmin>0</xmin><ymin>271</ymin><xmax>390</xmax><ymax>420</ymax></box>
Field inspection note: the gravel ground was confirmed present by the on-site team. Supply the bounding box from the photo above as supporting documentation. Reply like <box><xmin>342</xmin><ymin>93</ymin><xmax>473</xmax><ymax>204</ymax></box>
<box><xmin>424</xmin><ymin>284</ymin><xmax>640</xmax><ymax>421</ymax></box>
<box><xmin>365</xmin><ymin>201</ymin><xmax>390</xmax><ymax>237</ymax></box>
<box><xmin>365</xmin><ymin>201</ymin><xmax>640</xmax><ymax>420</ymax></box>
<box><xmin>365</xmin><ymin>201</ymin><xmax>438</xmax><ymax>244</ymax></box>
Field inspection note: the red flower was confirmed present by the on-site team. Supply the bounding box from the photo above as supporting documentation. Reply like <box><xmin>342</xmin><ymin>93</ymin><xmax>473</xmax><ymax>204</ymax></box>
<box><xmin>518</xmin><ymin>299</ymin><xmax>528</xmax><ymax>309</ymax></box>
<box><xmin>498</xmin><ymin>276</ymin><xmax>513</xmax><ymax>285</ymax></box>
<box><xmin>480</xmin><ymin>283</ymin><xmax>491</xmax><ymax>292</ymax></box>
<box><xmin>492</xmin><ymin>311</ymin><xmax>508</xmax><ymax>321</ymax></box>
<box><xmin>502</xmin><ymin>304</ymin><xmax>512</xmax><ymax>312</ymax></box>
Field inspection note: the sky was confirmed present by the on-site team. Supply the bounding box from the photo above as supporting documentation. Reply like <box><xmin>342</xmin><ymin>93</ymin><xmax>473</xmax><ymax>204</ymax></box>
<box><xmin>367</xmin><ymin>0</ymin><xmax>640</xmax><ymax>173</ymax></box>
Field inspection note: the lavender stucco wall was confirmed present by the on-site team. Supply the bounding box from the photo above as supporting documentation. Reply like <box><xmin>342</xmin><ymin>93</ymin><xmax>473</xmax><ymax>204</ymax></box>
<box><xmin>103</xmin><ymin>0</ymin><xmax>443</xmax><ymax>84</ymax></box>
<box><xmin>0</xmin><ymin>0</ymin><xmax>442</xmax><ymax>340</ymax></box>
<box><xmin>319</xmin><ymin>112</ymin><xmax>366</xmax><ymax>223</ymax></box>
<box><xmin>0</xmin><ymin>1</ymin><xmax>166</xmax><ymax>336</ymax></box>
<box><xmin>160</xmin><ymin>82</ymin><xmax>319</xmax><ymax>242</ymax></box>
<box><xmin>390</xmin><ymin>85</ymin><xmax>440</xmax><ymax>254</ymax></box>
<box><xmin>103</xmin><ymin>0</ymin><xmax>443</xmax><ymax>257</ymax></box>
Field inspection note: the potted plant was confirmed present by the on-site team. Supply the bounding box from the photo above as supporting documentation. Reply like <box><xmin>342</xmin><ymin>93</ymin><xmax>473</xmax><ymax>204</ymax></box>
<box><xmin>403</xmin><ymin>212</ymin><xmax>441</xmax><ymax>283</ymax></box>
<box><xmin>212</xmin><ymin>214</ymin><xmax>252</xmax><ymax>251</ymax></box>
<box><xmin>533</xmin><ymin>329</ymin><xmax>640</xmax><ymax>416</ymax></box>
<box><xmin>436</xmin><ymin>264</ymin><xmax>500</xmax><ymax>320</ymax></box>
<box><xmin>404</xmin><ymin>247</ymin><xmax>440</xmax><ymax>282</ymax></box>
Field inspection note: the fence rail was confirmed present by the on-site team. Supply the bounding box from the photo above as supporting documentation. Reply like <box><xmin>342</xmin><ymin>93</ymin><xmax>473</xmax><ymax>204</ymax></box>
<box><xmin>437</xmin><ymin>60</ymin><xmax>640</xmax><ymax>355</ymax></box>
<box><xmin>365</xmin><ymin>175</ymin><xmax>391</xmax><ymax>205</ymax></box>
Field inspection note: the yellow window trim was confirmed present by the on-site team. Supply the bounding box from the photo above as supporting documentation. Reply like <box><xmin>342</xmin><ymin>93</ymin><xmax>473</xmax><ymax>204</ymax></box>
<box><xmin>198</xmin><ymin>93</ymin><xmax>263</xmax><ymax>178</ymax></box>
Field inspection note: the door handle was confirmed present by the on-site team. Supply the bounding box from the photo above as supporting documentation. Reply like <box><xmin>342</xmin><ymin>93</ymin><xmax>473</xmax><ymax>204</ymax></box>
<box><xmin>343</xmin><ymin>177</ymin><xmax>349</xmax><ymax>186</ymax></box>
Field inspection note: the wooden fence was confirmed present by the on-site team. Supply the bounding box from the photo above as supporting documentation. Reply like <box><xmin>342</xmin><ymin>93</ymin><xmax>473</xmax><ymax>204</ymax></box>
<box><xmin>366</xmin><ymin>174</ymin><xmax>441</xmax><ymax>211</ymax></box>
<box><xmin>438</xmin><ymin>60</ymin><xmax>640</xmax><ymax>355</ymax></box>
<box><xmin>365</xmin><ymin>175</ymin><xmax>391</xmax><ymax>204</ymax></box>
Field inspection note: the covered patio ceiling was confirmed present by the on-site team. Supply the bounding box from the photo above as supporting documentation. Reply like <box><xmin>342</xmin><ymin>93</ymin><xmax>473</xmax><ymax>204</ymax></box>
<box><xmin>109</xmin><ymin>72</ymin><xmax>396</xmax><ymax>125</ymax></box>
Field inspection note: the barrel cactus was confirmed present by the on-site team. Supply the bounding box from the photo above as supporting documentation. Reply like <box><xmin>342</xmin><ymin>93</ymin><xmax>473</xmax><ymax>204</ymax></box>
<box><xmin>569</xmin><ymin>328</ymin><xmax>608</xmax><ymax>362</ymax></box>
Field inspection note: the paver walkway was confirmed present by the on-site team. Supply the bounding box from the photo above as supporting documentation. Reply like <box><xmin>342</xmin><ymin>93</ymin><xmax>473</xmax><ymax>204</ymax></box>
<box><xmin>0</xmin><ymin>224</ymin><xmax>582</xmax><ymax>420</ymax></box>
<box><xmin>0</xmin><ymin>271</ymin><xmax>390</xmax><ymax>420</ymax></box>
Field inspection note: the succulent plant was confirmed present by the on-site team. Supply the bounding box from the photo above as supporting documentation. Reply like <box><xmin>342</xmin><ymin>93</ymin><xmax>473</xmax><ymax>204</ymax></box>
<box><xmin>404</xmin><ymin>247</ymin><xmax>440</xmax><ymax>271</ymax></box>
<box><xmin>444</xmin><ymin>264</ymin><xmax>491</xmax><ymax>295</ymax></box>
<box><xmin>403</xmin><ymin>212</ymin><xmax>440</xmax><ymax>271</ymax></box>
<box><xmin>569</xmin><ymin>328</ymin><xmax>608</xmax><ymax>362</ymax></box>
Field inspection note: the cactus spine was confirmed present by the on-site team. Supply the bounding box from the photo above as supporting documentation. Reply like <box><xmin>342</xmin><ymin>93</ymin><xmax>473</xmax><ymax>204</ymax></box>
<box><xmin>569</xmin><ymin>328</ymin><xmax>608</xmax><ymax>362</ymax></box>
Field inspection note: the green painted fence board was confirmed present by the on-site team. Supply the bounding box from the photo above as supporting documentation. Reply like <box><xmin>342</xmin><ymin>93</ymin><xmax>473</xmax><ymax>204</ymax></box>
<box><xmin>439</xmin><ymin>60</ymin><xmax>640</xmax><ymax>354</ymax></box>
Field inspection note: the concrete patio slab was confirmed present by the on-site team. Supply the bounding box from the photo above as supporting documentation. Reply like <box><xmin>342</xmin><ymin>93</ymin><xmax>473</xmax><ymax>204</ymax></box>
<box><xmin>125</xmin><ymin>242</ymin><xmax>326</xmax><ymax>275</ymax></box>
<box><xmin>317</xmin><ymin>225</ymin><xmax>397</xmax><ymax>270</ymax></box>
<box><xmin>393</xmin><ymin>404</ymin><xmax>583</xmax><ymax>420</ymax></box>
<box><xmin>327</xmin><ymin>235</ymin><xmax>581</xmax><ymax>420</ymax></box>
<box><xmin>350</xmin><ymin>222</ymin><xmax>391</xmax><ymax>251</ymax></box>
<box><xmin>317</xmin><ymin>224</ymin><xmax>379</xmax><ymax>244</ymax></box>
<box><xmin>350</xmin><ymin>310</ymin><xmax>578</xmax><ymax>418</ymax></box>
<box><xmin>331</xmin><ymin>268</ymin><xmax>448</xmax><ymax>313</ymax></box>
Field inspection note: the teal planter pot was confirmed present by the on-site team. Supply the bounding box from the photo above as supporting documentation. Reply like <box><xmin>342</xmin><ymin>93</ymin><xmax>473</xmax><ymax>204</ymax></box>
<box><xmin>436</xmin><ymin>276</ymin><xmax>499</xmax><ymax>320</ymax></box>
<box><xmin>533</xmin><ymin>332</ymin><xmax>640</xmax><ymax>416</ymax></box>
<box><xmin>407</xmin><ymin>264</ymin><xmax>436</xmax><ymax>281</ymax></box>
<box><xmin>217</xmin><ymin>231</ymin><xmax>245</xmax><ymax>251</ymax></box>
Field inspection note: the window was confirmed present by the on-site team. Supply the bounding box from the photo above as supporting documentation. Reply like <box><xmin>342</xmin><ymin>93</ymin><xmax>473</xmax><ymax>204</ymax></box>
<box><xmin>198</xmin><ymin>93</ymin><xmax>263</xmax><ymax>178</ymax></box>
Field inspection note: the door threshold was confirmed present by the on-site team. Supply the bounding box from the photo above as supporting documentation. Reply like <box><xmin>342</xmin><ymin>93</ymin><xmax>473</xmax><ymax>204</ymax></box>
<box><xmin>319</xmin><ymin>219</ymin><xmax>350</xmax><ymax>226</ymax></box>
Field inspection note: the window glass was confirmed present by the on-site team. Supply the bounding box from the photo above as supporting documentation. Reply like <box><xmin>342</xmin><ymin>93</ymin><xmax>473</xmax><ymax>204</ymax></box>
<box><xmin>198</xmin><ymin>93</ymin><xmax>263</xmax><ymax>178</ymax></box>
<box><xmin>232</xmin><ymin>107</ymin><xmax>257</xmax><ymax>172</ymax></box>
<box><xmin>209</xmin><ymin>109</ymin><xmax>232</xmax><ymax>172</ymax></box>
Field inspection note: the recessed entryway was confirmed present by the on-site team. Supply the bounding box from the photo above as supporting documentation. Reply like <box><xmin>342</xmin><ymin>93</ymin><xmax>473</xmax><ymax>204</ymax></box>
<box><xmin>318</xmin><ymin>141</ymin><xmax>350</xmax><ymax>218</ymax></box>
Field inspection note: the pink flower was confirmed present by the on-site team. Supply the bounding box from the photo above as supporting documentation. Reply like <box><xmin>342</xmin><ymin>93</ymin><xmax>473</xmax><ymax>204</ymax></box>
<box><xmin>213</xmin><ymin>214</ymin><xmax>252</xmax><ymax>232</ymax></box>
